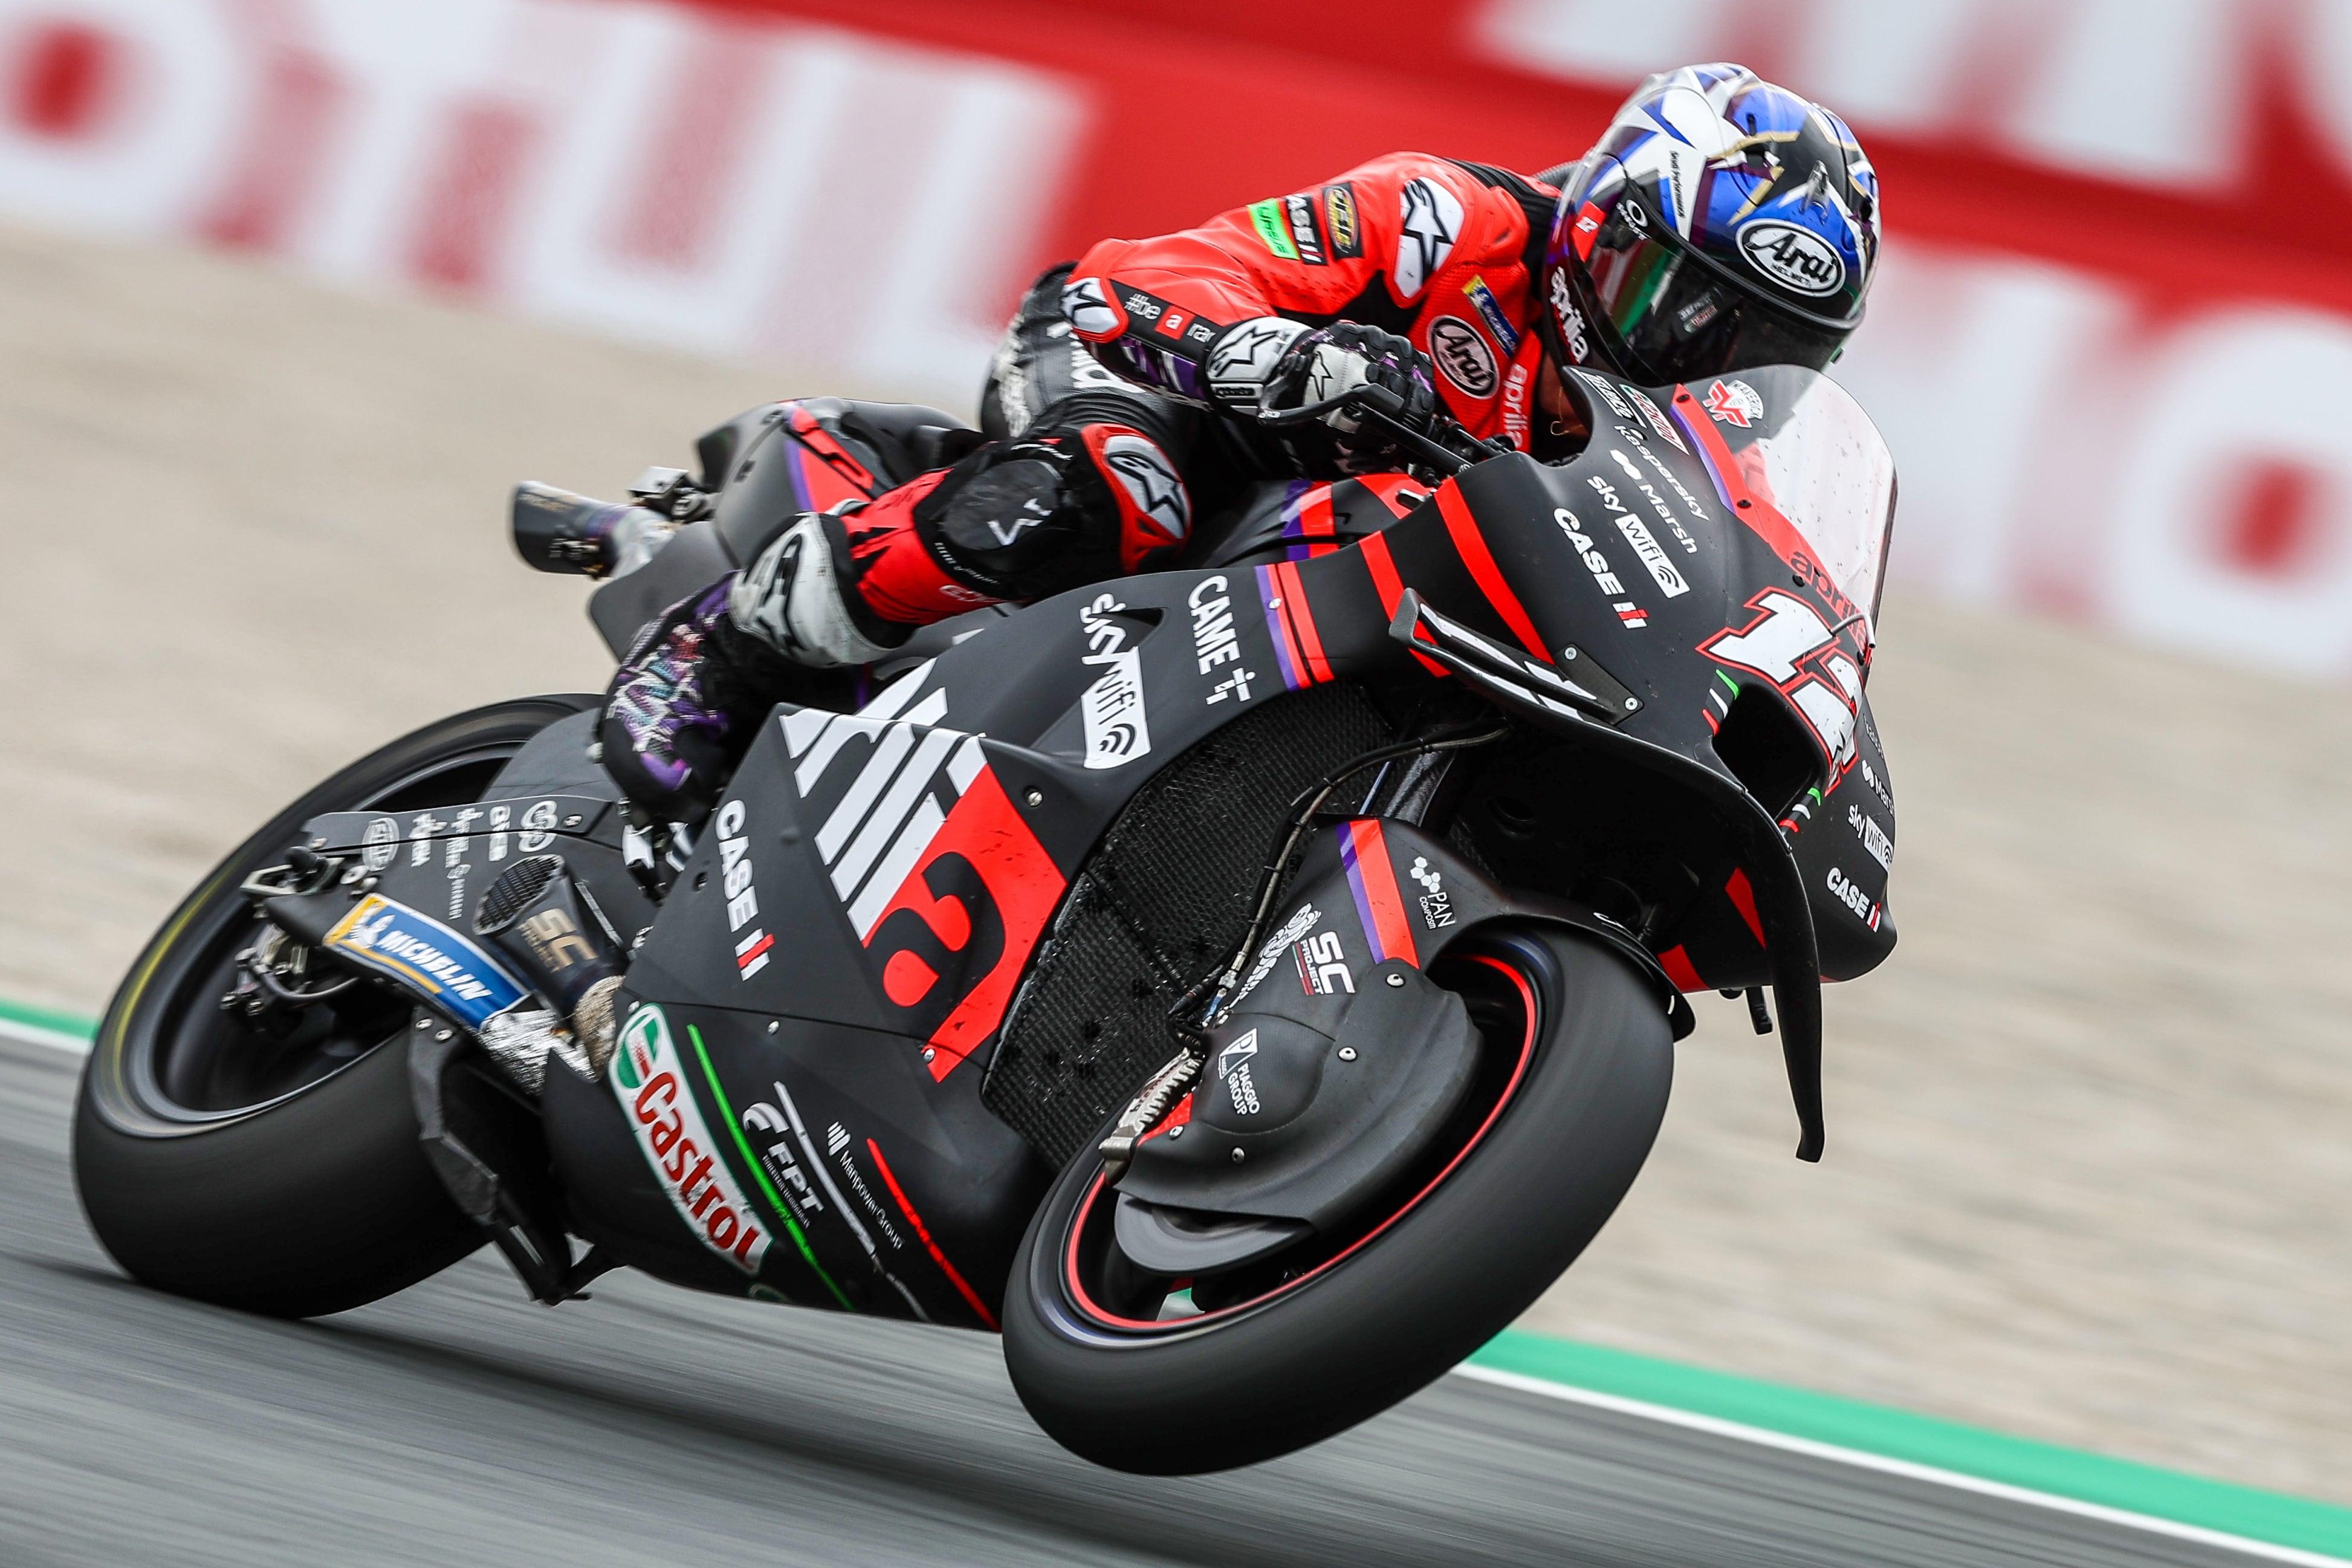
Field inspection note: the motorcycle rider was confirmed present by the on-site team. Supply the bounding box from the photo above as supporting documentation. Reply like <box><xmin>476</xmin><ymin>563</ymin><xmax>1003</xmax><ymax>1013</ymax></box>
<box><xmin>602</xmin><ymin>62</ymin><xmax>1882</xmax><ymax>822</ymax></box>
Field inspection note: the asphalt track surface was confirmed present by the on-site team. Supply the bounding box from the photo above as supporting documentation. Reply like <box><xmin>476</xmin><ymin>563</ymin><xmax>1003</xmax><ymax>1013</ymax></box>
<box><xmin>0</xmin><ymin>1037</ymin><xmax>2312</xmax><ymax>1568</ymax></box>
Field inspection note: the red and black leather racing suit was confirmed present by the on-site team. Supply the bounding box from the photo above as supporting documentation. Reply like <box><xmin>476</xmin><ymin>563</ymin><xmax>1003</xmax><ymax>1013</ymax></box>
<box><xmin>604</xmin><ymin>154</ymin><xmax>1564</xmax><ymax>820</ymax></box>
<box><xmin>832</xmin><ymin>151</ymin><xmax>1561</xmax><ymax>621</ymax></box>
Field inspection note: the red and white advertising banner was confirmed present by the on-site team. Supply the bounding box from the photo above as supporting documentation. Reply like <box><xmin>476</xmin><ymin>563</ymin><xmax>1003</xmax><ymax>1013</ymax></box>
<box><xmin>4</xmin><ymin>0</ymin><xmax>2350</xmax><ymax>674</ymax></box>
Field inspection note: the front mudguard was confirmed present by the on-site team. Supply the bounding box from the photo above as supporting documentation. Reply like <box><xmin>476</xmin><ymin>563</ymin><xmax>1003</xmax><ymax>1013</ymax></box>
<box><xmin>1113</xmin><ymin>820</ymin><xmax>1688</xmax><ymax>1242</ymax></box>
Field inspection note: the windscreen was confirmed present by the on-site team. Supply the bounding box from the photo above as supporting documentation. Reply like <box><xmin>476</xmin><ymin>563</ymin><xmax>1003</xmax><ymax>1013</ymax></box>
<box><xmin>1703</xmin><ymin>366</ymin><xmax>1898</xmax><ymax>621</ymax></box>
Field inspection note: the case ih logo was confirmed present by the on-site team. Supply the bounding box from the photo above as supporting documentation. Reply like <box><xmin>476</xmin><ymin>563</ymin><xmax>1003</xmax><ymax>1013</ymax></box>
<box><xmin>611</xmin><ymin>1006</ymin><xmax>769</xmax><ymax>1274</ymax></box>
<box><xmin>777</xmin><ymin>666</ymin><xmax>1066</xmax><ymax>1078</ymax></box>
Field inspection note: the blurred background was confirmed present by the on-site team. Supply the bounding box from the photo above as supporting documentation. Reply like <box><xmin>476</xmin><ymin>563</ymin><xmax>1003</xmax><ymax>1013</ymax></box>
<box><xmin>1</xmin><ymin>0</ymin><xmax>2347</xmax><ymax>1507</ymax></box>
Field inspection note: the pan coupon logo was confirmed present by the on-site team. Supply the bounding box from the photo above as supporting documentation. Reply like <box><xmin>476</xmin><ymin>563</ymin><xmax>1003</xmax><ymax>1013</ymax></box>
<box><xmin>611</xmin><ymin>1006</ymin><xmax>770</xmax><ymax>1274</ymax></box>
<box><xmin>1407</xmin><ymin>856</ymin><xmax>1455</xmax><ymax>928</ymax></box>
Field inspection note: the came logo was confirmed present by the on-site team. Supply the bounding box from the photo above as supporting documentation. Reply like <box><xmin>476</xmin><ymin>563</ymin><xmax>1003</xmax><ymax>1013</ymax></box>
<box><xmin>611</xmin><ymin>1006</ymin><xmax>770</xmax><ymax>1274</ymax></box>
<box><xmin>1187</xmin><ymin>575</ymin><xmax>1256</xmax><ymax>705</ymax></box>
<box><xmin>1737</xmin><ymin>222</ymin><xmax>1846</xmax><ymax>299</ymax></box>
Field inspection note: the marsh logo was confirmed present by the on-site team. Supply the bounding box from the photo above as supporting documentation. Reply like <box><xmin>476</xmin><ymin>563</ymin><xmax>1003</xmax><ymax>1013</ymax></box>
<box><xmin>1737</xmin><ymin>222</ymin><xmax>1845</xmax><ymax>299</ymax></box>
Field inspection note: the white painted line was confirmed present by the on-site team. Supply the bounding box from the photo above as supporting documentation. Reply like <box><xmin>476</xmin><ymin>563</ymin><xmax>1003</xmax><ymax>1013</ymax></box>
<box><xmin>1450</xmin><ymin>1364</ymin><xmax>2350</xmax><ymax>1567</ymax></box>
<box><xmin>0</xmin><ymin>1017</ymin><xmax>92</xmax><ymax>1055</ymax></box>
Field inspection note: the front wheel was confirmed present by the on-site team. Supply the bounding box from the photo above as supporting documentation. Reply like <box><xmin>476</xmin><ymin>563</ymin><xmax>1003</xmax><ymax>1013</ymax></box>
<box><xmin>72</xmin><ymin>695</ymin><xmax>600</xmax><ymax>1318</ymax></box>
<box><xmin>1000</xmin><ymin>924</ymin><xmax>1674</xmax><ymax>1474</ymax></box>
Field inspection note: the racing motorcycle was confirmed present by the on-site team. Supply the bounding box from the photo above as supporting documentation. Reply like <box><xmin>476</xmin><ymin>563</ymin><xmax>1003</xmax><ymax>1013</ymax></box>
<box><xmin>72</xmin><ymin>361</ymin><xmax>1898</xmax><ymax>1474</ymax></box>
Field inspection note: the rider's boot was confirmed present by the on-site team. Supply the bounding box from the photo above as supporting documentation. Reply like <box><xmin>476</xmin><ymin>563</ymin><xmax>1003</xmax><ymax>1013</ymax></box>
<box><xmin>598</xmin><ymin>412</ymin><xmax>1191</xmax><ymax>822</ymax></box>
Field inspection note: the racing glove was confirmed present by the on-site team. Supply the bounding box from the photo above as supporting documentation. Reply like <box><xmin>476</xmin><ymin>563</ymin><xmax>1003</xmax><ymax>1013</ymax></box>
<box><xmin>1258</xmin><ymin>322</ymin><xmax>1439</xmax><ymax>473</ymax></box>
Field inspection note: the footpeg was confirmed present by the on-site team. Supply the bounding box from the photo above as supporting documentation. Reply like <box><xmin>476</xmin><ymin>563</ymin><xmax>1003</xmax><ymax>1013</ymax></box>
<box><xmin>475</xmin><ymin>855</ymin><xmax>629</xmax><ymax>1088</ymax></box>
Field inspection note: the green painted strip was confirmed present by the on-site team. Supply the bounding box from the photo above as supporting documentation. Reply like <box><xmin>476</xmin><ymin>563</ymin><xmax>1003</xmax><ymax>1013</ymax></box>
<box><xmin>685</xmin><ymin>1024</ymin><xmax>854</xmax><ymax>1312</ymax></box>
<box><xmin>1248</xmin><ymin>199</ymin><xmax>1298</xmax><ymax>261</ymax></box>
<box><xmin>0</xmin><ymin>997</ymin><xmax>97</xmax><ymax>1039</ymax></box>
<box><xmin>1469</xmin><ymin>1331</ymin><xmax>2352</xmax><ymax>1559</ymax></box>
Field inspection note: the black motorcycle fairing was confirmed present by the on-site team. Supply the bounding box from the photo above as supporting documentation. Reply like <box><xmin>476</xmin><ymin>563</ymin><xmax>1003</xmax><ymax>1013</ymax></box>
<box><xmin>542</xmin><ymin>997</ymin><xmax>1048</xmax><ymax>1322</ymax></box>
<box><xmin>1113</xmin><ymin>816</ymin><xmax>1679</xmax><ymax>1255</ymax></box>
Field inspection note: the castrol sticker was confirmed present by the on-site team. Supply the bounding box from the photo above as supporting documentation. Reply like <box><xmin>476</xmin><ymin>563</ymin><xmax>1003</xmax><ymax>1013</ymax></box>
<box><xmin>611</xmin><ymin>1006</ymin><xmax>769</xmax><ymax>1274</ymax></box>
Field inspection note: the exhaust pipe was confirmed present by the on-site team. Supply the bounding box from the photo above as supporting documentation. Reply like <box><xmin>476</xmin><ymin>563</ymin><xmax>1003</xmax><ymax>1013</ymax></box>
<box><xmin>473</xmin><ymin>854</ymin><xmax>631</xmax><ymax>1089</ymax></box>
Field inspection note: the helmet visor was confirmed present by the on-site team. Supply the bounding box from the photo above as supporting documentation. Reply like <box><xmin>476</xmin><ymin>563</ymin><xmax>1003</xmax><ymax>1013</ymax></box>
<box><xmin>1579</xmin><ymin>200</ymin><xmax>1852</xmax><ymax>384</ymax></box>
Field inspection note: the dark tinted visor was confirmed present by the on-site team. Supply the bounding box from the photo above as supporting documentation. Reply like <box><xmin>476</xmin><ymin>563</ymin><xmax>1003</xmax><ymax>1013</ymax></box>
<box><xmin>1581</xmin><ymin>202</ymin><xmax>1851</xmax><ymax>384</ymax></box>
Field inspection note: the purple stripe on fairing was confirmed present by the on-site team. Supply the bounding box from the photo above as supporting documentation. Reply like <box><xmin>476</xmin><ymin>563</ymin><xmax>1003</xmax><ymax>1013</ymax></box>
<box><xmin>1254</xmin><ymin>565</ymin><xmax>1306</xmax><ymax>691</ymax></box>
<box><xmin>1337</xmin><ymin>826</ymin><xmax>1385</xmax><ymax>962</ymax></box>
<box><xmin>1672</xmin><ymin>400</ymin><xmax>1737</xmax><ymax>510</ymax></box>
<box><xmin>1276</xmin><ymin>480</ymin><xmax>1317</xmax><ymax>562</ymax></box>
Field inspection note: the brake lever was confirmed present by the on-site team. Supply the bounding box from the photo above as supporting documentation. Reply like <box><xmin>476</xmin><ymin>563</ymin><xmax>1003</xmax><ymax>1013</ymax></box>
<box><xmin>1255</xmin><ymin>385</ymin><xmax>1510</xmax><ymax>478</ymax></box>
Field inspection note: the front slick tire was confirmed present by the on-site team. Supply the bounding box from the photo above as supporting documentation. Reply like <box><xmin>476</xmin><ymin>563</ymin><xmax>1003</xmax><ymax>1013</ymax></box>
<box><xmin>1002</xmin><ymin>924</ymin><xmax>1674</xmax><ymax>1474</ymax></box>
<box><xmin>73</xmin><ymin>695</ymin><xmax>598</xmax><ymax>1320</ymax></box>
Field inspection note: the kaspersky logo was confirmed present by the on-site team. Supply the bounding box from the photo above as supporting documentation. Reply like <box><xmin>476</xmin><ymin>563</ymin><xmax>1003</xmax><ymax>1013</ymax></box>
<box><xmin>611</xmin><ymin>1006</ymin><xmax>769</xmax><ymax>1274</ymax></box>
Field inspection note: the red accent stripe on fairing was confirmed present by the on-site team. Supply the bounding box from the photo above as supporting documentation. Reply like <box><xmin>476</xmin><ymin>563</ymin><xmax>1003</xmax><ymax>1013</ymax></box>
<box><xmin>1725</xmin><ymin>867</ymin><xmax>1767</xmax><ymax>948</ymax></box>
<box><xmin>1435</xmin><ymin>480</ymin><xmax>1550</xmax><ymax>663</ymax></box>
<box><xmin>1273</xmin><ymin>560</ymin><xmax>1333</xmax><ymax>684</ymax></box>
<box><xmin>864</xmin><ymin>1138</ymin><xmax>998</xmax><ymax>1330</ymax></box>
<box><xmin>1346</xmin><ymin>820</ymin><xmax>1420</xmax><ymax>968</ymax></box>
<box><xmin>1298</xmin><ymin>485</ymin><xmax>1337</xmax><ymax>557</ymax></box>
<box><xmin>1657</xmin><ymin>945</ymin><xmax>1705</xmax><ymax>991</ymax></box>
<box><xmin>1358</xmin><ymin>531</ymin><xmax>1450</xmax><ymax>678</ymax></box>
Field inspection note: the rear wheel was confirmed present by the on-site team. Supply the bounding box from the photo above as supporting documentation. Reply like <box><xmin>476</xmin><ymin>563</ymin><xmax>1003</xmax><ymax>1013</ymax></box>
<box><xmin>72</xmin><ymin>696</ymin><xmax>599</xmax><ymax>1318</ymax></box>
<box><xmin>1001</xmin><ymin>924</ymin><xmax>1674</xmax><ymax>1474</ymax></box>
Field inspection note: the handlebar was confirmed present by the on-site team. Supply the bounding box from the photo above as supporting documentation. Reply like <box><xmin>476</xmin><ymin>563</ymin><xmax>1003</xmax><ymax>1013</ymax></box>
<box><xmin>1256</xmin><ymin>383</ymin><xmax>1513</xmax><ymax>477</ymax></box>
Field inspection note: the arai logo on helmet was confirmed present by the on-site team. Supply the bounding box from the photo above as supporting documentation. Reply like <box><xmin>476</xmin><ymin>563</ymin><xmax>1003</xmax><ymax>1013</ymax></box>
<box><xmin>1737</xmin><ymin>222</ymin><xmax>1845</xmax><ymax>299</ymax></box>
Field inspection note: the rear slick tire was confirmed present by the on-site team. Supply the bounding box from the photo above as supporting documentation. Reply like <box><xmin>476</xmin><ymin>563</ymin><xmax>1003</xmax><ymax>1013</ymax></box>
<box><xmin>71</xmin><ymin>695</ymin><xmax>599</xmax><ymax>1319</ymax></box>
<box><xmin>1001</xmin><ymin>923</ymin><xmax>1675</xmax><ymax>1474</ymax></box>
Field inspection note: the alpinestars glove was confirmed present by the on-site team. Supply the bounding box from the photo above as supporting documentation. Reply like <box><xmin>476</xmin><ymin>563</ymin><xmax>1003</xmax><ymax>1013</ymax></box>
<box><xmin>1262</xmin><ymin>322</ymin><xmax>1438</xmax><ymax>471</ymax></box>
